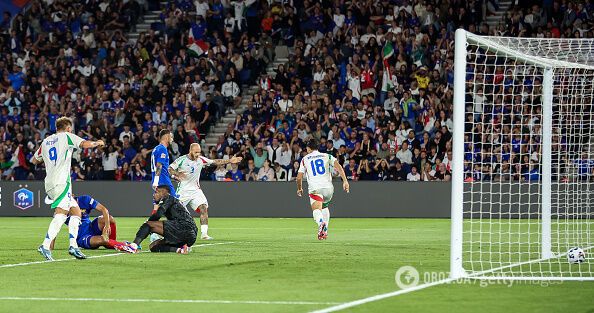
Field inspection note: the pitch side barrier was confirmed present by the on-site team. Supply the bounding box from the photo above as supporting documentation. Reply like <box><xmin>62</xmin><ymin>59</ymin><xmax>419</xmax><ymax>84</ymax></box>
<box><xmin>0</xmin><ymin>181</ymin><xmax>552</xmax><ymax>218</ymax></box>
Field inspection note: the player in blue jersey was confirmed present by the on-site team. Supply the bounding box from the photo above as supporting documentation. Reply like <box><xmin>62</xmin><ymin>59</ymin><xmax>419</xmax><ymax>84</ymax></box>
<box><xmin>50</xmin><ymin>195</ymin><xmax>129</xmax><ymax>251</ymax></box>
<box><xmin>151</xmin><ymin>129</ymin><xmax>177</xmax><ymax>213</ymax></box>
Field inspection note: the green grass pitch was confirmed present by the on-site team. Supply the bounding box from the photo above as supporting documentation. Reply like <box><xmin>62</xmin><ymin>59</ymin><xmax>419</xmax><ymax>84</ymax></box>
<box><xmin>0</xmin><ymin>217</ymin><xmax>592</xmax><ymax>313</ymax></box>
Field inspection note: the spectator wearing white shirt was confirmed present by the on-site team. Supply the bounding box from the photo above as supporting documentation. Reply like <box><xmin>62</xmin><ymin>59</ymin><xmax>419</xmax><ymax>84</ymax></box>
<box><xmin>421</xmin><ymin>163</ymin><xmax>436</xmax><ymax>181</ymax></box>
<box><xmin>231</xmin><ymin>0</ymin><xmax>256</xmax><ymax>31</ymax></box>
<box><xmin>224</xmin><ymin>12</ymin><xmax>235</xmax><ymax>34</ymax></box>
<box><xmin>331</xmin><ymin>132</ymin><xmax>346</xmax><ymax>150</ymax></box>
<box><xmin>231</xmin><ymin>52</ymin><xmax>244</xmax><ymax>71</ymax></box>
<box><xmin>257</xmin><ymin>159</ymin><xmax>276</xmax><ymax>181</ymax></box>
<box><xmin>265</xmin><ymin>138</ymin><xmax>282</xmax><ymax>164</ymax></box>
<box><xmin>221</xmin><ymin>74</ymin><xmax>241</xmax><ymax>114</ymax></box>
<box><xmin>388</xmin><ymin>20</ymin><xmax>402</xmax><ymax>35</ymax></box>
<box><xmin>152</xmin><ymin>105</ymin><xmax>167</xmax><ymax>124</ymax></box>
<box><xmin>277</xmin><ymin>93</ymin><xmax>293</xmax><ymax>112</ymax></box>
<box><xmin>276</xmin><ymin>143</ymin><xmax>293</xmax><ymax>170</ymax></box>
<box><xmin>383</xmin><ymin>90</ymin><xmax>398</xmax><ymax>115</ymax></box>
<box><xmin>396</xmin><ymin>123</ymin><xmax>412</xmax><ymax>144</ymax></box>
<box><xmin>407</xmin><ymin>166</ymin><xmax>421</xmax><ymax>181</ymax></box>
<box><xmin>212</xmin><ymin>39</ymin><xmax>228</xmax><ymax>55</ymax></box>
<box><xmin>119</xmin><ymin>125</ymin><xmax>134</xmax><ymax>143</ymax></box>
<box><xmin>473</xmin><ymin>86</ymin><xmax>485</xmax><ymax>121</ymax></box>
<box><xmin>76</xmin><ymin>58</ymin><xmax>96</xmax><ymax>77</ymax></box>
<box><xmin>313</xmin><ymin>64</ymin><xmax>326</xmax><ymax>82</ymax></box>
<box><xmin>346</xmin><ymin>70</ymin><xmax>361</xmax><ymax>100</ymax></box>
<box><xmin>101</xmin><ymin>145</ymin><xmax>119</xmax><ymax>180</ymax></box>
<box><xmin>81</xmin><ymin>25</ymin><xmax>96</xmax><ymax>48</ymax></box>
<box><xmin>359</xmin><ymin>26</ymin><xmax>376</xmax><ymax>45</ymax></box>
<box><xmin>332</xmin><ymin>8</ymin><xmax>345</xmax><ymax>33</ymax></box>
<box><xmin>274</xmin><ymin>162</ymin><xmax>288</xmax><ymax>181</ymax></box>
<box><xmin>396</xmin><ymin>141</ymin><xmax>413</xmax><ymax>165</ymax></box>
<box><xmin>214</xmin><ymin>165</ymin><xmax>228</xmax><ymax>181</ymax></box>
<box><xmin>194</xmin><ymin>0</ymin><xmax>210</xmax><ymax>18</ymax></box>
<box><xmin>424</xmin><ymin>109</ymin><xmax>437</xmax><ymax>133</ymax></box>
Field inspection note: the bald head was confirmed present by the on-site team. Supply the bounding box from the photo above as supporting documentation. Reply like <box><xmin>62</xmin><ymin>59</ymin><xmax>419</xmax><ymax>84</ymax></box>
<box><xmin>189</xmin><ymin>143</ymin><xmax>202</xmax><ymax>160</ymax></box>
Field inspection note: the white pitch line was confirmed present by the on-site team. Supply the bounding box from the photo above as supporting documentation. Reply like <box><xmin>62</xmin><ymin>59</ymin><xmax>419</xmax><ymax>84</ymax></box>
<box><xmin>311</xmin><ymin>245</ymin><xmax>594</xmax><ymax>312</ymax></box>
<box><xmin>309</xmin><ymin>278</ymin><xmax>455</xmax><ymax>313</ymax></box>
<box><xmin>0</xmin><ymin>242</ymin><xmax>237</xmax><ymax>269</ymax></box>
<box><xmin>0</xmin><ymin>296</ymin><xmax>340</xmax><ymax>306</ymax></box>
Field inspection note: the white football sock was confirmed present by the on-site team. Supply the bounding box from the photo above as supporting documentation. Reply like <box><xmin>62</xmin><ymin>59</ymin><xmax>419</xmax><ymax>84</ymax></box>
<box><xmin>201</xmin><ymin>225</ymin><xmax>208</xmax><ymax>236</ymax></box>
<box><xmin>68</xmin><ymin>215</ymin><xmax>81</xmax><ymax>248</ymax></box>
<box><xmin>312</xmin><ymin>209</ymin><xmax>324</xmax><ymax>225</ymax></box>
<box><xmin>42</xmin><ymin>213</ymin><xmax>68</xmax><ymax>249</ymax></box>
<box><xmin>322</xmin><ymin>208</ymin><xmax>330</xmax><ymax>226</ymax></box>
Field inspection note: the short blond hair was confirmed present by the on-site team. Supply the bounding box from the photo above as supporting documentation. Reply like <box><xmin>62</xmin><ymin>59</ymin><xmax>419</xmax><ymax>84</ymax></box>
<box><xmin>55</xmin><ymin>117</ymin><xmax>73</xmax><ymax>131</ymax></box>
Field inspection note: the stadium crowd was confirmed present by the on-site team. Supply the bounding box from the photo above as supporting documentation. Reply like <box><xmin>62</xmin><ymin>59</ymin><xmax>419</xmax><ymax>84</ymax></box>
<box><xmin>0</xmin><ymin>0</ymin><xmax>592</xmax><ymax>182</ymax></box>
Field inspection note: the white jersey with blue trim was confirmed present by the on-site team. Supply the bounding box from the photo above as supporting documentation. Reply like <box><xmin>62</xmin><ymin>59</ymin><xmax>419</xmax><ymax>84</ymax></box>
<box><xmin>298</xmin><ymin>150</ymin><xmax>337</xmax><ymax>192</ymax></box>
<box><xmin>33</xmin><ymin>132</ymin><xmax>84</xmax><ymax>192</ymax></box>
<box><xmin>170</xmin><ymin>155</ymin><xmax>214</xmax><ymax>194</ymax></box>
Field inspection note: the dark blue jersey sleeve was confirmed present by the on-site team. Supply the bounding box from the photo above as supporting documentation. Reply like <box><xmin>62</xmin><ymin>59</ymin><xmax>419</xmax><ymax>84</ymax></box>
<box><xmin>75</xmin><ymin>195</ymin><xmax>99</xmax><ymax>211</ymax></box>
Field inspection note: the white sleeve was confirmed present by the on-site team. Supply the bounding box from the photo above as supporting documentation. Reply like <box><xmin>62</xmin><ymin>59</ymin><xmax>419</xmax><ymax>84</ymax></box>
<box><xmin>68</xmin><ymin>134</ymin><xmax>86</xmax><ymax>148</ymax></box>
<box><xmin>329</xmin><ymin>154</ymin><xmax>337</xmax><ymax>165</ymax></box>
<box><xmin>233</xmin><ymin>83</ymin><xmax>240</xmax><ymax>97</ymax></box>
<box><xmin>34</xmin><ymin>146</ymin><xmax>43</xmax><ymax>161</ymax></box>
<box><xmin>200</xmin><ymin>156</ymin><xmax>215</xmax><ymax>166</ymax></box>
<box><xmin>170</xmin><ymin>156</ymin><xmax>183</xmax><ymax>170</ymax></box>
<box><xmin>298</xmin><ymin>159</ymin><xmax>306</xmax><ymax>174</ymax></box>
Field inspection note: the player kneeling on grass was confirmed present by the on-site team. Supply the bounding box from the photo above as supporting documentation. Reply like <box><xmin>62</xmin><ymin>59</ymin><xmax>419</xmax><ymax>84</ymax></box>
<box><xmin>168</xmin><ymin>143</ymin><xmax>242</xmax><ymax>240</ymax></box>
<box><xmin>297</xmin><ymin>140</ymin><xmax>350</xmax><ymax>240</ymax></box>
<box><xmin>128</xmin><ymin>185</ymin><xmax>198</xmax><ymax>254</ymax></box>
<box><xmin>49</xmin><ymin>195</ymin><xmax>130</xmax><ymax>251</ymax></box>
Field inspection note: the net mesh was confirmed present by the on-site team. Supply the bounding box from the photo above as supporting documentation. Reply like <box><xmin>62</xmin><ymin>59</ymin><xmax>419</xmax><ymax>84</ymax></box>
<box><xmin>462</xmin><ymin>35</ymin><xmax>594</xmax><ymax>279</ymax></box>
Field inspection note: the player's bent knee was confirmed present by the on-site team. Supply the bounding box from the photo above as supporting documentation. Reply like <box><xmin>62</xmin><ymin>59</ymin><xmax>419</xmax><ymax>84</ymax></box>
<box><xmin>54</xmin><ymin>208</ymin><xmax>69</xmax><ymax>216</ymax></box>
<box><xmin>195</xmin><ymin>204</ymin><xmax>208</xmax><ymax>214</ymax></box>
<box><xmin>311</xmin><ymin>201</ymin><xmax>323</xmax><ymax>210</ymax></box>
<box><xmin>149</xmin><ymin>239</ymin><xmax>164</xmax><ymax>251</ymax></box>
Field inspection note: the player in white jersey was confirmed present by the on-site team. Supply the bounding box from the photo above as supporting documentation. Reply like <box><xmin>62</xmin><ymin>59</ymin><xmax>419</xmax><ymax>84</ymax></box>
<box><xmin>297</xmin><ymin>140</ymin><xmax>350</xmax><ymax>240</ymax></box>
<box><xmin>30</xmin><ymin>117</ymin><xmax>105</xmax><ymax>261</ymax></box>
<box><xmin>168</xmin><ymin>143</ymin><xmax>242</xmax><ymax>240</ymax></box>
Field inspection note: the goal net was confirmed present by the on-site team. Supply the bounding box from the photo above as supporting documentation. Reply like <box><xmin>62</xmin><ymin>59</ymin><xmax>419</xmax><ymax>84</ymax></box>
<box><xmin>450</xmin><ymin>29</ymin><xmax>594</xmax><ymax>280</ymax></box>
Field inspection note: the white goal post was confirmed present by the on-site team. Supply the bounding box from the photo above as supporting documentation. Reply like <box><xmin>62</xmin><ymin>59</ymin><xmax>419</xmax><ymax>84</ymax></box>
<box><xmin>451</xmin><ymin>29</ymin><xmax>594</xmax><ymax>280</ymax></box>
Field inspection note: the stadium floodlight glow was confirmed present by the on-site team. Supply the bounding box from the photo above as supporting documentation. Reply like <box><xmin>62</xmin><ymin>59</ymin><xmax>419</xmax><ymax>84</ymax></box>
<box><xmin>451</xmin><ymin>29</ymin><xmax>594</xmax><ymax>281</ymax></box>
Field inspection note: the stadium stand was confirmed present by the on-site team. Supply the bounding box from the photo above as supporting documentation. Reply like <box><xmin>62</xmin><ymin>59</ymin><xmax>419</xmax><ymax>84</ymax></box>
<box><xmin>0</xmin><ymin>0</ymin><xmax>592</xmax><ymax>182</ymax></box>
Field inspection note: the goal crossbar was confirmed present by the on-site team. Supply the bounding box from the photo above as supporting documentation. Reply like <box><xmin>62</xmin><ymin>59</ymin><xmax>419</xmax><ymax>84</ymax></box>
<box><xmin>465</xmin><ymin>33</ymin><xmax>594</xmax><ymax>70</ymax></box>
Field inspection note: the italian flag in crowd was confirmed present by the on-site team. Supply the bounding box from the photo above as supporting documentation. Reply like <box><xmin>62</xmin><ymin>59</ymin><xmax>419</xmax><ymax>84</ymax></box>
<box><xmin>382</xmin><ymin>41</ymin><xmax>394</xmax><ymax>90</ymax></box>
<box><xmin>187</xmin><ymin>25</ymin><xmax>208</xmax><ymax>57</ymax></box>
<box><xmin>10</xmin><ymin>145</ymin><xmax>29</xmax><ymax>170</ymax></box>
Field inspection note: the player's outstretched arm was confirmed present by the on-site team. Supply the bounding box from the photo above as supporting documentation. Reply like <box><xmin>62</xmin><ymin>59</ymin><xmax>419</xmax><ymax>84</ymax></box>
<box><xmin>210</xmin><ymin>156</ymin><xmax>243</xmax><ymax>167</ymax></box>
<box><xmin>334</xmin><ymin>160</ymin><xmax>350</xmax><ymax>193</ymax></box>
<box><xmin>152</xmin><ymin>162</ymin><xmax>163</xmax><ymax>189</ymax></box>
<box><xmin>30</xmin><ymin>146</ymin><xmax>43</xmax><ymax>165</ymax></box>
<box><xmin>95</xmin><ymin>204</ymin><xmax>111</xmax><ymax>239</ymax></box>
<box><xmin>80</xmin><ymin>140</ymin><xmax>105</xmax><ymax>149</ymax></box>
<box><xmin>296</xmin><ymin>172</ymin><xmax>304</xmax><ymax>197</ymax></box>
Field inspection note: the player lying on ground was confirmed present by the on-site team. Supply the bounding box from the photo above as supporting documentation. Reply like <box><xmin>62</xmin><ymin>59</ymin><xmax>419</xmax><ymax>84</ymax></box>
<box><xmin>127</xmin><ymin>185</ymin><xmax>198</xmax><ymax>254</ymax></box>
<box><xmin>151</xmin><ymin>129</ymin><xmax>177</xmax><ymax>214</ymax></box>
<box><xmin>297</xmin><ymin>140</ymin><xmax>350</xmax><ymax>240</ymax></box>
<box><xmin>48</xmin><ymin>195</ymin><xmax>130</xmax><ymax>251</ymax></box>
<box><xmin>168</xmin><ymin>143</ymin><xmax>242</xmax><ymax>240</ymax></box>
<box><xmin>31</xmin><ymin>116</ymin><xmax>105</xmax><ymax>261</ymax></box>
